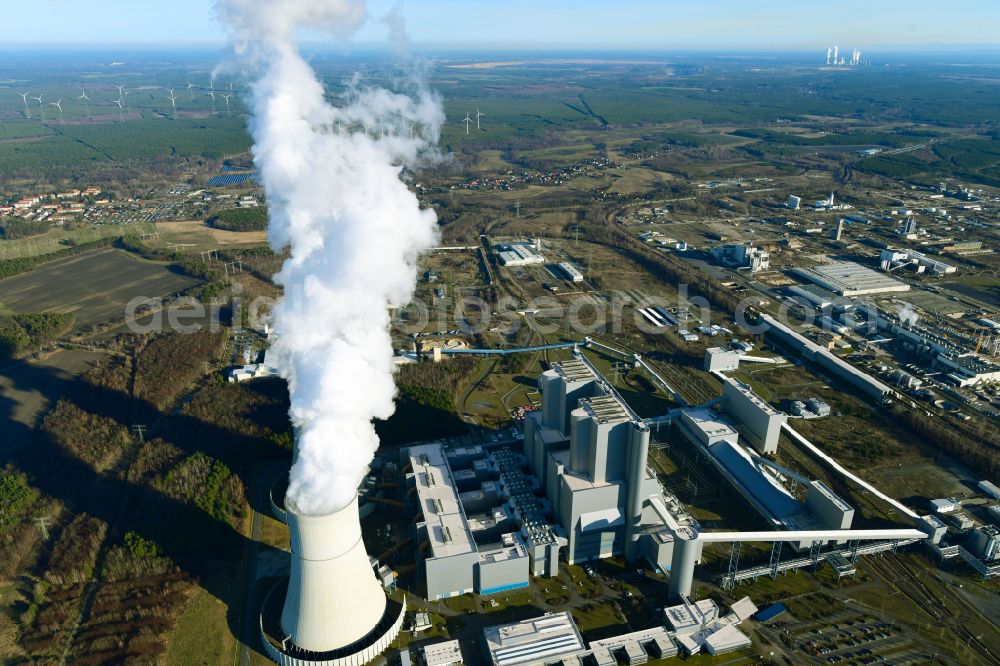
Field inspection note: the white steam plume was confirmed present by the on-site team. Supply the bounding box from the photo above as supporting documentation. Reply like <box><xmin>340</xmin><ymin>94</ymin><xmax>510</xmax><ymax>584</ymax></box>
<box><xmin>217</xmin><ymin>0</ymin><xmax>444</xmax><ymax>515</ymax></box>
<box><xmin>897</xmin><ymin>303</ymin><xmax>919</xmax><ymax>328</ymax></box>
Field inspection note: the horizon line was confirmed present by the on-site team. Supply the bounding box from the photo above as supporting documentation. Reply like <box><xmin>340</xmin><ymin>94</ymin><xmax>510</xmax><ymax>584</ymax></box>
<box><xmin>2</xmin><ymin>41</ymin><xmax>1000</xmax><ymax>52</ymax></box>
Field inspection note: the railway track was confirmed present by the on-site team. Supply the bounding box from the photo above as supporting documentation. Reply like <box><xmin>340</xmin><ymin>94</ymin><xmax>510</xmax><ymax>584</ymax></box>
<box><xmin>864</xmin><ymin>554</ymin><xmax>1000</xmax><ymax>665</ymax></box>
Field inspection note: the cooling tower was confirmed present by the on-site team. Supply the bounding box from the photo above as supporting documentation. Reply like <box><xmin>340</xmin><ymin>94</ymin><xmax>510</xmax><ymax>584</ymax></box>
<box><xmin>260</xmin><ymin>493</ymin><xmax>405</xmax><ymax>665</ymax></box>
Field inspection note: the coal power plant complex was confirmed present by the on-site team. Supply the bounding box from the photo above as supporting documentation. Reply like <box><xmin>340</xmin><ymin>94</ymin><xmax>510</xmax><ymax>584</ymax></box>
<box><xmin>255</xmin><ymin>344</ymin><xmax>996</xmax><ymax>665</ymax></box>
<box><xmin>398</xmin><ymin>350</ymin><xmax>941</xmax><ymax>603</ymax></box>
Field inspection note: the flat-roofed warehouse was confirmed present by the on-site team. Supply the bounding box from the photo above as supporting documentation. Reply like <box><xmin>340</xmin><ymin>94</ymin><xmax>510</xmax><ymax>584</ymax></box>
<box><xmin>483</xmin><ymin>612</ymin><xmax>587</xmax><ymax>666</ymax></box>
<box><xmin>793</xmin><ymin>260</ymin><xmax>910</xmax><ymax>296</ymax></box>
<box><xmin>497</xmin><ymin>242</ymin><xmax>545</xmax><ymax>267</ymax></box>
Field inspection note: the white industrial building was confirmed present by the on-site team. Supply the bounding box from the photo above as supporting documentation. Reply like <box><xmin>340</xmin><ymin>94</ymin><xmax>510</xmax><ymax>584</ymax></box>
<box><xmin>704</xmin><ymin>347</ymin><xmax>742</xmax><ymax>373</ymax></box>
<box><xmin>497</xmin><ymin>242</ymin><xmax>545</xmax><ymax>267</ymax></box>
<box><xmin>711</xmin><ymin>242</ymin><xmax>770</xmax><ymax>272</ymax></box>
<box><xmin>793</xmin><ymin>261</ymin><xmax>910</xmax><ymax>296</ymax></box>
<box><xmin>483</xmin><ymin>596</ymin><xmax>756</xmax><ymax>666</ymax></box>
<box><xmin>879</xmin><ymin>249</ymin><xmax>957</xmax><ymax>276</ymax></box>
<box><xmin>558</xmin><ymin>262</ymin><xmax>584</xmax><ymax>282</ymax></box>
<box><xmin>525</xmin><ymin>356</ymin><xmax>671</xmax><ymax>567</ymax></box>
<box><xmin>422</xmin><ymin>640</ymin><xmax>464</xmax><ymax>666</ymax></box>
<box><xmin>722</xmin><ymin>376</ymin><xmax>787</xmax><ymax>455</ymax></box>
<box><xmin>787</xmin><ymin>284</ymin><xmax>855</xmax><ymax>313</ymax></box>
<box><xmin>980</xmin><ymin>480</ymin><xmax>1000</xmax><ymax>501</ymax></box>
<box><xmin>930</xmin><ymin>497</ymin><xmax>961</xmax><ymax>514</ymax></box>
<box><xmin>663</xmin><ymin>596</ymin><xmax>756</xmax><ymax>656</ymax></box>
<box><xmin>589</xmin><ymin>627</ymin><xmax>678</xmax><ymax>665</ymax></box>
<box><xmin>483</xmin><ymin>612</ymin><xmax>587</xmax><ymax>666</ymax></box>
<box><xmin>402</xmin><ymin>441</ymin><xmax>558</xmax><ymax>600</ymax></box>
<box><xmin>972</xmin><ymin>525</ymin><xmax>1000</xmax><ymax>562</ymax></box>
<box><xmin>756</xmin><ymin>312</ymin><xmax>893</xmax><ymax>401</ymax></box>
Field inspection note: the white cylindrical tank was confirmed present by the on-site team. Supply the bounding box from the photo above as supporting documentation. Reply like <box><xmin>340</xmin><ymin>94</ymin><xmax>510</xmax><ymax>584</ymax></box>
<box><xmin>280</xmin><ymin>495</ymin><xmax>387</xmax><ymax>653</ymax></box>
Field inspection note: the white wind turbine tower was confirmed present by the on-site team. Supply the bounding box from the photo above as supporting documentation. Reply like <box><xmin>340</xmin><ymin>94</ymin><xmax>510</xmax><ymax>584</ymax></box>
<box><xmin>78</xmin><ymin>88</ymin><xmax>90</xmax><ymax>101</ymax></box>
<box><xmin>463</xmin><ymin>112</ymin><xmax>472</xmax><ymax>135</ymax></box>
<box><xmin>207</xmin><ymin>82</ymin><xmax>216</xmax><ymax>113</ymax></box>
<box><xmin>187</xmin><ymin>81</ymin><xmax>195</xmax><ymax>101</ymax></box>
<box><xmin>221</xmin><ymin>92</ymin><xmax>232</xmax><ymax>113</ymax></box>
<box><xmin>17</xmin><ymin>92</ymin><xmax>31</xmax><ymax>118</ymax></box>
<box><xmin>31</xmin><ymin>94</ymin><xmax>43</xmax><ymax>109</ymax></box>
<box><xmin>113</xmin><ymin>96</ymin><xmax>125</xmax><ymax>122</ymax></box>
<box><xmin>475</xmin><ymin>107</ymin><xmax>485</xmax><ymax>131</ymax></box>
<box><xmin>50</xmin><ymin>98</ymin><xmax>64</xmax><ymax>124</ymax></box>
<box><xmin>167</xmin><ymin>89</ymin><xmax>178</xmax><ymax>118</ymax></box>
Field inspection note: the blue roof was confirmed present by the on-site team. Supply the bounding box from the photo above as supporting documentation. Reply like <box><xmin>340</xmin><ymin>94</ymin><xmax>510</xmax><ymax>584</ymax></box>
<box><xmin>754</xmin><ymin>603</ymin><xmax>787</xmax><ymax>622</ymax></box>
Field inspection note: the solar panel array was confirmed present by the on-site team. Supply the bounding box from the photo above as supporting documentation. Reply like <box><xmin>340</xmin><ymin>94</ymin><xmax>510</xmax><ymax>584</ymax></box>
<box><xmin>207</xmin><ymin>172</ymin><xmax>259</xmax><ymax>187</ymax></box>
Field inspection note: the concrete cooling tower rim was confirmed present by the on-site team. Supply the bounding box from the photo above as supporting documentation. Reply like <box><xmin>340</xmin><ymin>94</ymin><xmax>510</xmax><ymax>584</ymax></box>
<box><xmin>260</xmin><ymin>580</ymin><xmax>406</xmax><ymax>666</ymax></box>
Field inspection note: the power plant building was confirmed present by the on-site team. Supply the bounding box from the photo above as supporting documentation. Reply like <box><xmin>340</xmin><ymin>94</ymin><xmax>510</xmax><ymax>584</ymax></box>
<box><xmin>711</xmin><ymin>242</ymin><xmax>770</xmax><ymax>273</ymax></box>
<box><xmin>483</xmin><ymin>612</ymin><xmax>587</xmax><ymax>666</ymax></box>
<box><xmin>721</xmin><ymin>377</ymin><xmax>786</xmax><ymax>454</ymax></box>
<box><xmin>756</xmin><ymin>312</ymin><xmax>893</xmax><ymax>401</ymax></box>
<box><xmin>704</xmin><ymin>347</ymin><xmax>741</xmax><ymax>373</ymax></box>
<box><xmin>524</xmin><ymin>356</ymin><xmax>680</xmax><ymax>570</ymax></box>
<box><xmin>793</xmin><ymin>261</ymin><xmax>910</xmax><ymax>297</ymax></box>
<box><xmin>403</xmin><ymin>441</ymin><xmax>563</xmax><ymax>600</ymax></box>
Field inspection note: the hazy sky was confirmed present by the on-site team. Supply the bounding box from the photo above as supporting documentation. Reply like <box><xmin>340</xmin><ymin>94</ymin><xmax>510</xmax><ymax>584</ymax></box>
<box><xmin>5</xmin><ymin>0</ymin><xmax>1000</xmax><ymax>49</ymax></box>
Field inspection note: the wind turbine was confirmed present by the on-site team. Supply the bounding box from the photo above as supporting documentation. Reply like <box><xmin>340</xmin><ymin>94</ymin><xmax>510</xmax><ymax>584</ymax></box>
<box><xmin>167</xmin><ymin>89</ymin><xmax>178</xmax><ymax>117</ymax></box>
<box><xmin>50</xmin><ymin>98</ymin><xmax>64</xmax><ymax>124</ymax></box>
<box><xmin>475</xmin><ymin>107</ymin><xmax>485</xmax><ymax>131</ymax></box>
<box><xmin>112</xmin><ymin>96</ymin><xmax>125</xmax><ymax>122</ymax></box>
<box><xmin>31</xmin><ymin>94</ymin><xmax>43</xmax><ymax>108</ymax></box>
<box><xmin>463</xmin><ymin>113</ymin><xmax>472</xmax><ymax>135</ymax></box>
<box><xmin>17</xmin><ymin>92</ymin><xmax>31</xmax><ymax>118</ymax></box>
<box><xmin>78</xmin><ymin>88</ymin><xmax>90</xmax><ymax>101</ymax></box>
<box><xmin>187</xmin><ymin>81</ymin><xmax>195</xmax><ymax>101</ymax></box>
<box><xmin>221</xmin><ymin>92</ymin><xmax>232</xmax><ymax>113</ymax></box>
<box><xmin>207</xmin><ymin>82</ymin><xmax>216</xmax><ymax>113</ymax></box>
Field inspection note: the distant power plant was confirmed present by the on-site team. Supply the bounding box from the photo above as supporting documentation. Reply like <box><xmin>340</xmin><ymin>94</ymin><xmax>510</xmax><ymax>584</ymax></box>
<box><xmin>825</xmin><ymin>45</ymin><xmax>865</xmax><ymax>66</ymax></box>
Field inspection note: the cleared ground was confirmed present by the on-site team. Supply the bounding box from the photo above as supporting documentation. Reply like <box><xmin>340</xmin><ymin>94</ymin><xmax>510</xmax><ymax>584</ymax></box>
<box><xmin>150</xmin><ymin>220</ymin><xmax>269</xmax><ymax>253</ymax></box>
<box><xmin>0</xmin><ymin>223</ymin><xmax>156</xmax><ymax>260</ymax></box>
<box><xmin>0</xmin><ymin>248</ymin><xmax>201</xmax><ymax>328</ymax></box>
<box><xmin>0</xmin><ymin>349</ymin><xmax>108</xmax><ymax>457</ymax></box>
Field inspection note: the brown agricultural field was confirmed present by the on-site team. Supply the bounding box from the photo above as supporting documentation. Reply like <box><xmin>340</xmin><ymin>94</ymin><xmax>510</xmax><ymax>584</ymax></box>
<box><xmin>0</xmin><ymin>248</ymin><xmax>201</xmax><ymax>329</ymax></box>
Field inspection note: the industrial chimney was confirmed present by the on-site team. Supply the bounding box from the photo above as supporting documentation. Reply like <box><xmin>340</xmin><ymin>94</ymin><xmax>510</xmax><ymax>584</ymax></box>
<box><xmin>260</xmin><ymin>491</ymin><xmax>405</xmax><ymax>665</ymax></box>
